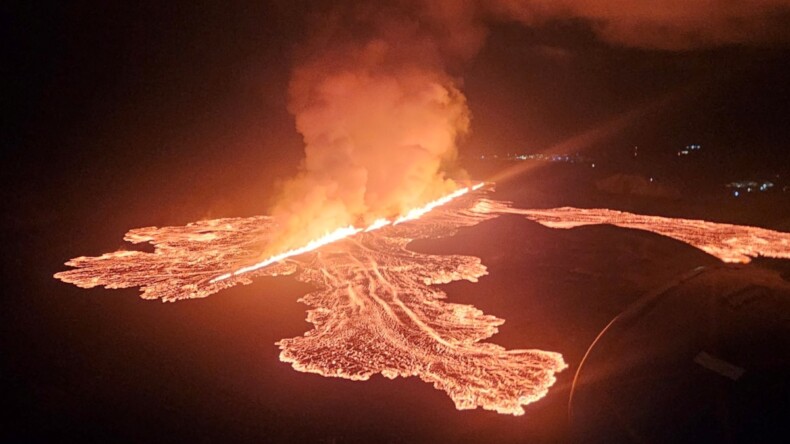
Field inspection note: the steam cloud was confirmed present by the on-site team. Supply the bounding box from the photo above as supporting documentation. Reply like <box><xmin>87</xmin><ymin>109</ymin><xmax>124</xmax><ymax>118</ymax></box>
<box><xmin>269</xmin><ymin>0</ymin><xmax>790</xmax><ymax>252</ymax></box>
<box><xmin>267</xmin><ymin>1</ymin><xmax>483</xmax><ymax>253</ymax></box>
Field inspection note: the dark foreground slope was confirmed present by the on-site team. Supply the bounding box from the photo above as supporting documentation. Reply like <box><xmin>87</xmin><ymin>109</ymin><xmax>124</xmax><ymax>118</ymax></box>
<box><xmin>570</xmin><ymin>265</ymin><xmax>790</xmax><ymax>443</ymax></box>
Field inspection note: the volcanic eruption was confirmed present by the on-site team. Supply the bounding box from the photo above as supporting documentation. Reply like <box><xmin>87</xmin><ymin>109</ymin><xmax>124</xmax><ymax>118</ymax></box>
<box><xmin>56</xmin><ymin>186</ymin><xmax>572</xmax><ymax>415</ymax></box>
<box><xmin>53</xmin><ymin>0</ymin><xmax>790</xmax><ymax>417</ymax></box>
<box><xmin>54</xmin><ymin>185</ymin><xmax>790</xmax><ymax>414</ymax></box>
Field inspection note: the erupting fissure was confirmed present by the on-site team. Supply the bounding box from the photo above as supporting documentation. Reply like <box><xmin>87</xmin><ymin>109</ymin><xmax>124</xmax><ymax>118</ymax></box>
<box><xmin>54</xmin><ymin>186</ymin><xmax>790</xmax><ymax>415</ymax></box>
<box><xmin>211</xmin><ymin>183</ymin><xmax>485</xmax><ymax>284</ymax></box>
<box><xmin>55</xmin><ymin>185</ymin><xmax>570</xmax><ymax>415</ymax></box>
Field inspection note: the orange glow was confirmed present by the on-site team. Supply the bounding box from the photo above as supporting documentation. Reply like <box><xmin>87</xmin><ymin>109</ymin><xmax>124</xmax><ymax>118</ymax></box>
<box><xmin>364</xmin><ymin>218</ymin><xmax>391</xmax><ymax>232</ymax></box>
<box><xmin>54</xmin><ymin>184</ymin><xmax>571</xmax><ymax>416</ymax></box>
<box><xmin>54</xmin><ymin>188</ymin><xmax>790</xmax><ymax>415</ymax></box>
<box><xmin>394</xmin><ymin>186</ymin><xmax>471</xmax><ymax>224</ymax></box>
<box><xmin>211</xmin><ymin>183</ymin><xmax>484</xmax><ymax>283</ymax></box>
<box><xmin>496</xmin><ymin>205</ymin><xmax>790</xmax><ymax>263</ymax></box>
<box><xmin>51</xmin><ymin>186</ymin><xmax>790</xmax><ymax>415</ymax></box>
<box><xmin>210</xmin><ymin>225</ymin><xmax>362</xmax><ymax>283</ymax></box>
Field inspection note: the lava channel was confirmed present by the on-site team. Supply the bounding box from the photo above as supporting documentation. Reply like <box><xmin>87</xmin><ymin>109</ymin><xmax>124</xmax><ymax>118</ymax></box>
<box><xmin>55</xmin><ymin>187</ymin><xmax>567</xmax><ymax>415</ymax></box>
<box><xmin>54</xmin><ymin>191</ymin><xmax>790</xmax><ymax>414</ymax></box>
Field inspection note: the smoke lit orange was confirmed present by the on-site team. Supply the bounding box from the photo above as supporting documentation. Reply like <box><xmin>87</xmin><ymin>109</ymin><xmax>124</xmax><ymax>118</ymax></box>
<box><xmin>211</xmin><ymin>183</ymin><xmax>484</xmax><ymax>283</ymax></box>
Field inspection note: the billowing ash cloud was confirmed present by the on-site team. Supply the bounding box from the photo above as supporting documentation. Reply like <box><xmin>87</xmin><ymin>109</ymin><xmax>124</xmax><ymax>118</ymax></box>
<box><xmin>268</xmin><ymin>0</ymin><xmax>790</xmax><ymax>253</ymax></box>
<box><xmin>488</xmin><ymin>0</ymin><xmax>790</xmax><ymax>50</ymax></box>
<box><xmin>267</xmin><ymin>1</ymin><xmax>483</xmax><ymax>253</ymax></box>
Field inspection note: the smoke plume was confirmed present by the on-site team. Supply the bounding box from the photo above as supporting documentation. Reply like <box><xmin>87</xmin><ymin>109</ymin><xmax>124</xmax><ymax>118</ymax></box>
<box><xmin>268</xmin><ymin>0</ymin><xmax>790</xmax><ymax>253</ymax></box>
<box><xmin>267</xmin><ymin>1</ymin><xmax>484</xmax><ymax>253</ymax></box>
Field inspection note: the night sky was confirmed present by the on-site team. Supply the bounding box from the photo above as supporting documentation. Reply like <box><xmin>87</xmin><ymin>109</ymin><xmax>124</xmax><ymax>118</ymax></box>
<box><xmin>3</xmin><ymin>1</ymin><xmax>790</xmax><ymax>442</ymax></box>
<box><xmin>6</xmin><ymin>2</ymin><xmax>790</xmax><ymax>219</ymax></box>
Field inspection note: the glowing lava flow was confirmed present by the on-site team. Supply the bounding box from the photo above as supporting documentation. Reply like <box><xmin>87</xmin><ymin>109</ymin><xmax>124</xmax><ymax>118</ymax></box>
<box><xmin>394</xmin><ymin>182</ymin><xmax>485</xmax><ymax>224</ymax></box>
<box><xmin>210</xmin><ymin>225</ymin><xmax>362</xmax><ymax>283</ymax></box>
<box><xmin>56</xmin><ymin>184</ymin><xmax>568</xmax><ymax>415</ymax></box>
<box><xmin>59</xmin><ymin>188</ymin><xmax>790</xmax><ymax>415</ymax></box>
<box><xmin>497</xmin><ymin>205</ymin><xmax>790</xmax><ymax>263</ymax></box>
<box><xmin>211</xmin><ymin>183</ymin><xmax>485</xmax><ymax>283</ymax></box>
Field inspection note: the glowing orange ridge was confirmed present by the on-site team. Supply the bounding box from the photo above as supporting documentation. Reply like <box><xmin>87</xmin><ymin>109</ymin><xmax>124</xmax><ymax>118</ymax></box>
<box><xmin>210</xmin><ymin>183</ymin><xmax>485</xmax><ymax>283</ymax></box>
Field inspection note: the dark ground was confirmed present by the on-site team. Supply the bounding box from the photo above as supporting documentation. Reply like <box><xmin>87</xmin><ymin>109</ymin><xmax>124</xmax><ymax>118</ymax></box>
<box><xmin>569</xmin><ymin>264</ymin><xmax>790</xmax><ymax>443</ymax></box>
<box><xmin>3</xmin><ymin>160</ymin><xmax>789</xmax><ymax>442</ymax></box>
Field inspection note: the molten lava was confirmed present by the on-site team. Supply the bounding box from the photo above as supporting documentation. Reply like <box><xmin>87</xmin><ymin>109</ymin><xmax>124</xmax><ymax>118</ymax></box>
<box><xmin>501</xmin><ymin>205</ymin><xmax>790</xmax><ymax>263</ymax></box>
<box><xmin>211</xmin><ymin>183</ymin><xmax>484</xmax><ymax>284</ymax></box>
<box><xmin>55</xmin><ymin>184</ymin><xmax>567</xmax><ymax>415</ymax></box>
<box><xmin>54</xmin><ymin>187</ymin><xmax>790</xmax><ymax>415</ymax></box>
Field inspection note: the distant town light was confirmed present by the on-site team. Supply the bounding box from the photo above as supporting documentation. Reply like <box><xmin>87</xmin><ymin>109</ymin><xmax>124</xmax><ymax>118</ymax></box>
<box><xmin>678</xmin><ymin>144</ymin><xmax>701</xmax><ymax>156</ymax></box>
<box><xmin>478</xmin><ymin>152</ymin><xmax>594</xmax><ymax>165</ymax></box>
